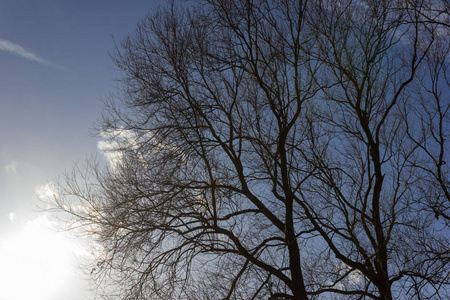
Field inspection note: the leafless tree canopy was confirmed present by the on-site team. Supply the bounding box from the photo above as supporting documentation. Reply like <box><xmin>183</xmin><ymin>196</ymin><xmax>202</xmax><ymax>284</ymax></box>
<box><xmin>55</xmin><ymin>0</ymin><xmax>450</xmax><ymax>299</ymax></box>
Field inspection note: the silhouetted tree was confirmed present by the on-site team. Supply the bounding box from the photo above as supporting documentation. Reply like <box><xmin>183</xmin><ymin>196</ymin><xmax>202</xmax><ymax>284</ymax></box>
<box><xmin>54</xmin><ymin>1</ymin><xmax>449</xmax><ymax>299</ymax></box>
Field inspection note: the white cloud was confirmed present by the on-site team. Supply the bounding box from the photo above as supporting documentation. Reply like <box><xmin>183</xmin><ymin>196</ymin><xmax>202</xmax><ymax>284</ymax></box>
<box><xmin>97</xmin><ymin>128</ymin><xmax>184</xmax><ymax>172</ymax></box>
<box><xmin>4</xmin><ymin>161</ymin><xmax>17</xmax><ymax>174</ymax></box>
<box><xmin>333</xmin><ymin>262</ymin><xmax>364</xmax><ymax>290</ymax></box>
<box><xmin>36</xmin><ymin>182</ymin><xmax>59</xmax><ymax>199</ymax></box>
<box><xmin>8</xmin><ymin>212</ymin><xmax>15</xmax><ymax>222</ymax></box>
<box><xmin>97</xmin><ymin>129</ymin><xmax>140</xmax><ymax>171</ymax></box>
<box><xmin>0</xmin><ymin>39</ymin><xmax>50</xmax><ymax>65</ymax></box>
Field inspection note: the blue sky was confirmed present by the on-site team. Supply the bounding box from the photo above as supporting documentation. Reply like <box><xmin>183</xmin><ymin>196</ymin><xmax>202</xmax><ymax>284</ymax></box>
<box><xmin>0</xmin><ymin>1</ymin><xmax>163</xmax><ymax>299</ymax></box>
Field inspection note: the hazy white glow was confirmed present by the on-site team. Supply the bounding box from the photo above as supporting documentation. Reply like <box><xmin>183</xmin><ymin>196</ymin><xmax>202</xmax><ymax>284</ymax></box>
<box><xmin>0</xmin><ymin>215</ymin><xmax>84</xmax><ymax>300</ymax></box>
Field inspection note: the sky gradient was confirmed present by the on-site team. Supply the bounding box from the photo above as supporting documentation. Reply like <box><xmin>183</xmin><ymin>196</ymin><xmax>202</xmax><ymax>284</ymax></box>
<box><xmin>0</xmin><ymin>1</ymin><xmax>164</xmax><ymax>299</ymax></box>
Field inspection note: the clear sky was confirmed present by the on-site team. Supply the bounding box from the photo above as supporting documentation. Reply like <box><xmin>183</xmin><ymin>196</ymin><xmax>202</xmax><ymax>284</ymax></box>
<box><xmin>0</xmin><ymin>1</ymin><xmax>163</xmax><ymax>299</ymax></box>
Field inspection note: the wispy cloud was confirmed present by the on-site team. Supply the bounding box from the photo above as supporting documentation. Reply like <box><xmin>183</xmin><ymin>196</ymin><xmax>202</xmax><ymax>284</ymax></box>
<box><xmin>98</xmin><ymin>128</ymin><xmax>183</xmax><ymax>172</ymax></box>
<box><xmin>0</xmin><ymin>39</ymin><xmax>49</xmax><ymax>65</ymax></box>
<box><xmin>35</xmin><ymin>182</ymin><xmax>59</xmax><ymax>199</ymax></box>
<box><xmin>4</xmin><ymin>161</ymin><xmax>17</xmax><ymax>174</ymax></box>
<box><xmin>97</xmin><ymin>129</ymin><xmax>140</xmax><ymax>171</ymax></box>
<box><xmin>8</xmin><ymin>212</ymin><xmax>15</xmax><ymax>223</ymax></box>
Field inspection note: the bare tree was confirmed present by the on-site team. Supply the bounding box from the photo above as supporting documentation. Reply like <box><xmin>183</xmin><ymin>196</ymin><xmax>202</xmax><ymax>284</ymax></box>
<box><xmin>53</xmin><ymin>1</ymin><xmax>450</xmax><ymax>299</ymax></box>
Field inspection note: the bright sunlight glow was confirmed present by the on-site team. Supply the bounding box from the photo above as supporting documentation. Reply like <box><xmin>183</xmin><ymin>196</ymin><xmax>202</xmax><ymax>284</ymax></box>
<box><xmin>0</xmin><ymin>215</ymin><xmax>82</xmax><ymax>300</ymax></box>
